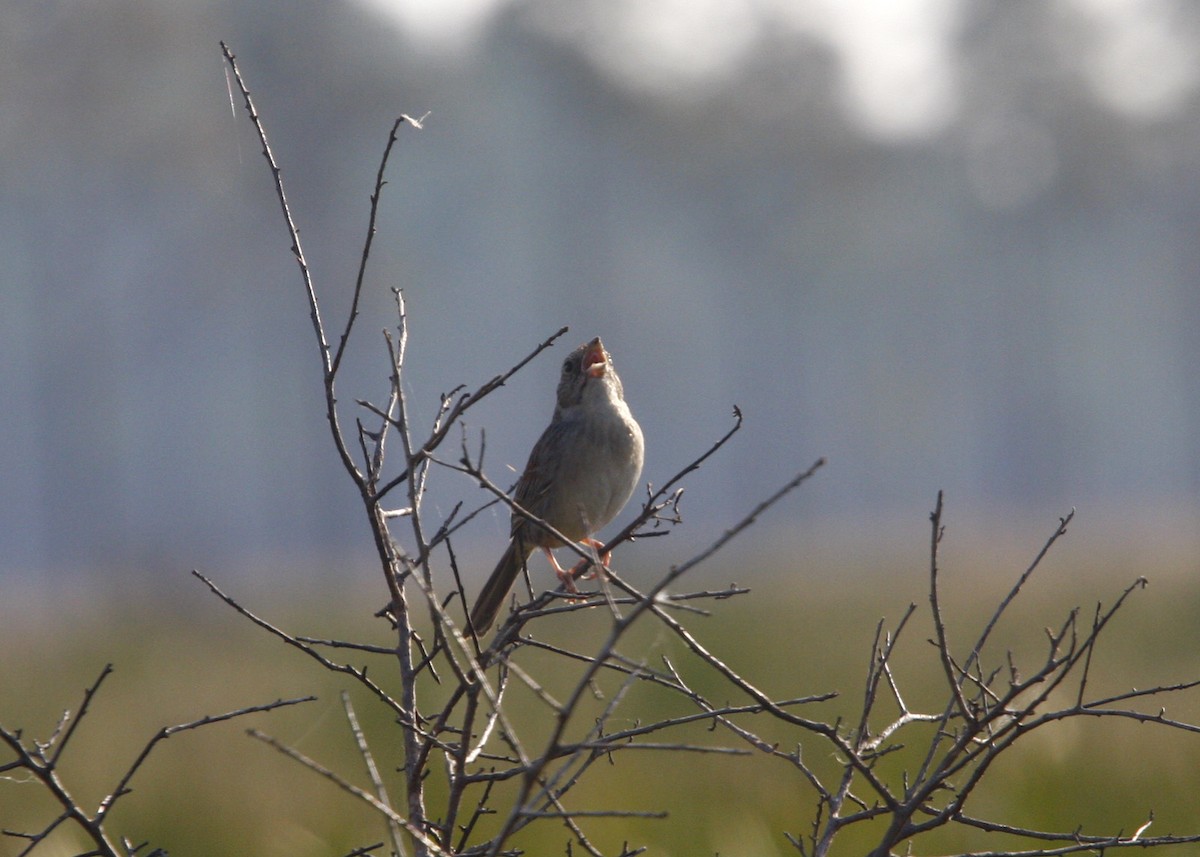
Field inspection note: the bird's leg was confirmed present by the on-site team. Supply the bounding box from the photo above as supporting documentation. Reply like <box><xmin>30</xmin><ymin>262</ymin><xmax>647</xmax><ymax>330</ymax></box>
<box><xmin>545</xmin><ymin>539</ymin><xmax>612</xmax><ymax>599</ymax></box>
<box><xmin>570</xmin><ymin>537</ymin><xmax>611</xmax><ymax>582</ymax></box>
<box><xmin>542</xmin><ymin>547</ymin><xmax>581</xmax><ymax>594</ymax></box>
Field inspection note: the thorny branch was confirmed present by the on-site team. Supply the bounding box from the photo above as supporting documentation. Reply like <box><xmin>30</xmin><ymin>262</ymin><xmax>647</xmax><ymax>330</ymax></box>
<box><xmin>204</xmin><ymin>40</ymin><xmax>840</xmax><ymax>857</ymax></box>
<box><xmin>1</xmin><ymin>663</ymin><xmax>312</xmax><ymax>857</ymax></box>
<box><xmin>780</xmin><ymin>497</ymin><xmax>1200</xmax><ymax>857</ymax></box>
<box><xmin>209</xmin><ymin>39</ymin><xmax>1200</xmax><ymax>857</ymax></box>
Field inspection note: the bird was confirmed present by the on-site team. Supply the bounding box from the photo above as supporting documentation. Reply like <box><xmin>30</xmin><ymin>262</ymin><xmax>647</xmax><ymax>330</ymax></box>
<box><xmin>469</xmin><ymin>336</ymin><xmax>644</xmax><ymax>633</ymax></box>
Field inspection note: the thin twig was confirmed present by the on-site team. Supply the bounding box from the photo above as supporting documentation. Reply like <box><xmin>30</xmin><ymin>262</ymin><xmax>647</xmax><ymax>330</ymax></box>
<box><xmin>333</xmin><ymin>116</ymin><xmax>424</xmax><ymax>378</ymax></box>
<box><xmin>247</xmin><ymin>729</ymin><xmax>445</xmax><ymax>855</ymax></box>
<box><xmin>375</xmin><ymin>327</ymin><xmax>571</xmax><ymax>499</ymax></box>
<box><xmin>97</xmin><ymin>696</ymin><xmax>316</xmax><ymax>821</ymax></box>
<box><xmin>342</xmin><ymin>692</ymin><xmax>406</xmax><ymax>857</ymax></box>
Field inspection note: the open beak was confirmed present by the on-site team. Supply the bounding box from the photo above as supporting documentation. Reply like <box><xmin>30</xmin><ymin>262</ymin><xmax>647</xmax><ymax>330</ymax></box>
<box><xmin>583</xmin><ymin>338</ymin><xmax>607</xmax><ymax>378</ymax></box>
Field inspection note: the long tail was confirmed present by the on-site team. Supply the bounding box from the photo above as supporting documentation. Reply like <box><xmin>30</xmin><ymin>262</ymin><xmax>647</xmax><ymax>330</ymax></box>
<box><xmin>470</xmin><ymin>537</ymin><xmax>533</xmax><ymax>633</ymax></box>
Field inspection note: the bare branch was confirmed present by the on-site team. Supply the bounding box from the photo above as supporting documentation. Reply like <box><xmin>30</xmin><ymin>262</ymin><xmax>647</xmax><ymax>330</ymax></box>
<box><xmin>929</xmin><ymin>491</ymin><xmax>971</xmax><ymax>721</ymax></box>
<box><xmin>342</xmin><ymin>692</ymin><xmax>406</xmax><ymax>857</ymax></box>
<box><xmin>375</xmin><ymin>327</ymin><xmax>571</xmax><ymax>499</ymax></box>
<box><xmin>965</xmin><ymin>508</ymin><xmax>1076</xmax><ymax>677</ymax></box>
<box><xmin>333</xmin><ymin>117</ymin><xmax>424</xmax><ymax>377</ymax></box>
<box><xmin>97</xmin><ymin>696</ymin><xmax>316</xmax><ymax>822</ymax></box>
<box><xmin>247</xmin><ymin>729</ymin><xmax>445</xmax><ymax>855</ymax></box>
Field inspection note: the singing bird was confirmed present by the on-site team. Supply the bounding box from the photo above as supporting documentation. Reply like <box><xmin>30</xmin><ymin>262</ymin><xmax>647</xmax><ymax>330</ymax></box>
<box><xmin>470</xmin><ymin>337</ymin><xmax>644</xmax><ymax>632</ymax></box>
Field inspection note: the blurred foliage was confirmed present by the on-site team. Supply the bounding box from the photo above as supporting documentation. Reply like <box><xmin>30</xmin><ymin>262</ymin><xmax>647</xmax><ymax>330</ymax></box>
<box><xmin>3</xmin><ymin>540</ymin><xmax>1200</xmax><ymax>857</ymax></box>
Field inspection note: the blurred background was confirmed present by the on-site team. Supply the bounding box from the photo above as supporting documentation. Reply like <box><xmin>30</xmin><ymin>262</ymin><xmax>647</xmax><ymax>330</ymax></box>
<box><xmin>4</xmin><ymin>1</ymin><xmax>1200</xmax><ymax>854</ymax></box>
<box><xmin>3</xmin><ymin>0</ymin><xmax>1200</xmax><ymax>595</ymax></box>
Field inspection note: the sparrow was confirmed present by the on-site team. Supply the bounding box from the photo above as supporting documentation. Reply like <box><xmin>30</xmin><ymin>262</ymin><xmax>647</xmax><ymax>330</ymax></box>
<box><xmin>469</xmin><ymin>337</ymin><xmax>644</xmax><ymax>632</ymax></box>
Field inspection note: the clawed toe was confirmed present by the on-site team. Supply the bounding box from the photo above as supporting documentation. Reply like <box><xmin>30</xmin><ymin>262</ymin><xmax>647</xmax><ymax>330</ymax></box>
<box><xmin>554</xmin><ymin>566</ymin><xmax>582</xmax><ymax>594</ymax></box>
<box><xmin>543</xmin><ymin>541</ymin><xmax>615</xmax><ymax>602</ymax></box>
<box><xmin>571</xmin><ymin>538</ymin><xmax>612</xmax><ymax>582</ymax></box>
<box><xmin>570</xmin><ymin>554</ymin><xmax>611</xmax><ymax>581</ymax></box>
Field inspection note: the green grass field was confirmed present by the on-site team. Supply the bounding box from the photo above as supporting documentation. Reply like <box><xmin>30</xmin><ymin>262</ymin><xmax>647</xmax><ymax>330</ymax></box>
<box><xmin>4</xmin><ymin>531</ymin><xmax>1200</xmax><ymax>857</ymax></box>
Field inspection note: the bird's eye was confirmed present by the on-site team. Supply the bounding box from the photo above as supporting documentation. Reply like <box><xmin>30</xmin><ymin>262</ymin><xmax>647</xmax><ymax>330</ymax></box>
<box><xmin>562</xmin><ymin>359</ymin><xmax>573</xmax><ymax>375</ymax></box>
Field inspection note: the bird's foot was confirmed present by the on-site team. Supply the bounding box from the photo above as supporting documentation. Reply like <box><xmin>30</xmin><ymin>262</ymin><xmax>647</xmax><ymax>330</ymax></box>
<box><xmin>570</xmin><ymin>538</ymin><xmax>611</xmax><ymax>582</ymax></box>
